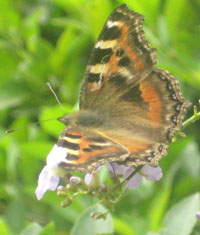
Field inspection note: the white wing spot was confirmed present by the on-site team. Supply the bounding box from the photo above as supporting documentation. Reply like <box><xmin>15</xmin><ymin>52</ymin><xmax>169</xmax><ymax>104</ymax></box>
<box><xmin>107</xmin><ymin>20</ymin><xmax>119</xmax><ymax>28</ymax></box>
<box><xmin>95</xmin><ymin>40</ymin><xmax>117</xmax><ymax>49</ymax></box>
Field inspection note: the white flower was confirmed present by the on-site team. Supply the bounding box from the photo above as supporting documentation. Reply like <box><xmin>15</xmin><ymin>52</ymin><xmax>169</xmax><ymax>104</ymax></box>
<box><xmin>35</xmin><ymin>145</ymin><xmax>67</xmax><ymax>200</ymax></box>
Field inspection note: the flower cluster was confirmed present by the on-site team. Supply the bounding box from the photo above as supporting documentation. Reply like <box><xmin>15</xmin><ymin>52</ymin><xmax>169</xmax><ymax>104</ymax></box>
<box><xmin>35</xmin><ymin>145</ymin><xmax>163</xmax><ymax>201</ymax></box>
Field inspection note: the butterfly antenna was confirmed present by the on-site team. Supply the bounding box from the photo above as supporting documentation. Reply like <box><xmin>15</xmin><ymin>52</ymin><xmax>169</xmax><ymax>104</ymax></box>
<box><xmin>47</xmin><ymin>82</ymin><xmax>66</xmax><ymax>114</ymax></box>
<box><xmin>5</xmin><ymin>117</ymin><xmax>61</xmax><ymax>134</ymax></box>
<box><xmin>6</xmin><ymin>83</ymin><xmax>66</xmax><ymax>134</ymax></box>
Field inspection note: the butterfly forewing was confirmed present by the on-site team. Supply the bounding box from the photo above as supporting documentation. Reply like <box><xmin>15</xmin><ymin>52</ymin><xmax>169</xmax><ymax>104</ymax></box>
<box><xmin>80</xmin><ymin>4</ymin><xmax>156</xmax><ymax>109</ymax></box>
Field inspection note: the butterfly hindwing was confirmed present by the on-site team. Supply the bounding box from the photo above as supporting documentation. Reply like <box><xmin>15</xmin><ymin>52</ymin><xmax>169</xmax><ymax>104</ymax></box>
<box><xmin>106</xmin><ymin>68</ymin><xmax>190</xmax><ymax>166</ymax></box>
<box><xmin>57</xmin><ymin>128</ymin><xmax>129</xmax><ymax>172</ymax></box>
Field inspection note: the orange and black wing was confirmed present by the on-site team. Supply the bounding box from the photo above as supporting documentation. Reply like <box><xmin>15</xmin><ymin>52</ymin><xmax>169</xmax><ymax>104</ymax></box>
<box><xmin>57</xmin><ymin>68</ymin><xmax>190</xmax><ymax>171</ymax></box>
<box><xmin>60</xmin><ymin>4</ymin><xmax>189</xmax><ymax>171</ymax></box>
<box><xmin>102</xmin><ymin>68</ymin><xmax>190</xmax><ymax>166</ymax></box>
<box><xmin>79</xmin><ymin>4</ymin><xmax>156</xmax><ymax>109</ymax></box>
<box><xmin>56</xmin><ymin>128</ymin><xmax>129</xmax><ymax>172</ymax></box>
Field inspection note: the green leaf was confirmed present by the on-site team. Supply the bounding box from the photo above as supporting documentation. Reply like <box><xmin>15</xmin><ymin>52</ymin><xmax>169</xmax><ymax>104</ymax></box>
<box><xmin>0</xmin><ymin>50</ymin><xmax>19</xmax><ymax>80</ymax></box>
<box><xmin>180</xmin><ymin>141</ymin><xmax>200</xmax><ymax>179</ymax></box>
<box><xmin>5</xmin><ymin>201</ymin><xmax>26</xmax><ymax>234</ymax></box>
<box><xmin>164</xmin><ymin>0</ymin><xmax>186</xmax><ymax>36</ymax></box>
<box><xmin>0</xmin><ymin>219</ymin><xmax>10</xmax><ymax>235</ymax></box>
<box><xmin>52</xmin><ymin>0</ymin><xmax>86</xmax><ymax>12</ymax></box>
<box><xmin>8</xmin><ymin>116</ymin><xmax>28</xmax><ymax>142</ymax></box>
<box><xmin>39</xmin><ymin>222</ymin><xmax>55</xmax><ymax>235</ymax></box>
<box><xmin>20</xmin><ymin>222</ymin><xmax>42</xmax><ymax>235</ymax></box>
<box><xmin>0</xmin><ymin>0</ymin><xmax>20</xmax><ymax>31</ymax></box>
<box><xmin>23</xmin><ymin>6</ymin><xmax>46</xmax><ymax>52</ymax></box>
<box><xmin>21</xmin><ymin>141</ymin><xmax>52</xmax><ymax>160</ymax></box>
<box><xmin>160</xmin><ymin>193</ymin><xmax>200</xmax><ymax>235</ymax></box>
<box><xmin>0</xmin><ymin>88</ymin><xmax>23</xmax><ymax>112</ymax></box>
<box><xmin>83</xmin><ymin>0</ymin><xmax>112</xmax><ymax>39</ymax></box>
<box><xmin>49</xmin><ymin>27</ymin><xmax>79</xmax><ymax>72</ymax></box>
<box><xmin>123</xmin><ymin>0</ymin><xmax>160</xmax><ymax>26</ymax></box>
<box><xmin>148</xmin><ymin>186</ymin><xmax>171</xmax><ymax>232</ymax></box>
<box><xmin>71</xmin><ymin>204</ymin><xmax>114</xmax><ymax>235</ymax></box>
<box><xmin>147</xmin><ymin>233</ymin><xmax>160</xmax><ymax>235</ymax></box>
<box><xmin>161</xmin><ymin>137</ymin><xmax>192</xmax><ymax>181</ymax></box>
<box><xmin>39</xmin><ymin>105</ymin><xmax>72</xmax><ymax>137</ymax></box>
<box><xmin>6</xmin><ymin>140</ymin><xmax>20</xmax><ymax>180</ymax></box>
<box><xmin>114</xmin><ymin>217</ymin><xmax>136</xmax><ymax>235</ymax></box>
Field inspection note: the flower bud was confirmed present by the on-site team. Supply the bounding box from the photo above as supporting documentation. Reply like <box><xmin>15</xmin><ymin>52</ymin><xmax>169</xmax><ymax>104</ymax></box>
<box><xmin>100</xmin><ymin>184</ymin><xmax>107</xmax><ymax>192</ymax></box>
<box><xmin>90</xmin><ymin>212</ymin><xmax>107</xmax><ymax>220</ymax></box>
<box><xmin>61</xmin><ymin>196</ymin><xmax>73</xmax><ymax>207</ymax></box>
<box><xmin>57</xmin><ymin>190</ymin><xmax>67</xmax><ymax>197</ymax></box>
<box><xmin>66</xmin><ymin>184</ymin><xmax>73</xmax><ymax>190</ymax></box>
<box><xmin>57</xmin><ymin>186</ymin><xmax>66</xmax><ymax>192</ymax></box>
<box><xmin>70</xmin><ymin>176</ymin><xmax>82</xmax><ymax>185</ymax></box>
<box><xmin>61</xmin><ymin>200</ymin><xmax>72</xmax><ymax>207</ymax></box>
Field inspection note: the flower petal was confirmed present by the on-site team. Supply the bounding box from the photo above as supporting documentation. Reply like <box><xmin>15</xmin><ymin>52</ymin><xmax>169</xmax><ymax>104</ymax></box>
<box><xmin>107</xmin><ymin>162</ymin><xmax>129</xmax><ymax>175</ymax></box>
<box><xmin>35</xmin><ymin>166</ymin><xmax>60</xmax><ymax>200</ymax></box>
<box><xmin>48</xmin><ymin>175</ymin><xmax>60</xmax><ymax>191</ymax></box>
<box><xmin>46</xmin><ymin>144</ymin><xmax>67</xmax><ymax>169</ymax></box>
<box><xmin>127</xmin><ymin>173</ymin><xmax>143</xmax><ymax>189</ymax></box>
<box><xmin>84</xmin><ymin>173</ymin><xmax>93</xmax><ymax>185</ymax></box>
<box><xmin>141</xmin><ymin>165</ymin><xmax>162</xmax><ymax>181</ymax></box>
<box><xmin>124</xmin><ymin>167</ymin><xmax>143</xmax><ymax>189</ymax></box>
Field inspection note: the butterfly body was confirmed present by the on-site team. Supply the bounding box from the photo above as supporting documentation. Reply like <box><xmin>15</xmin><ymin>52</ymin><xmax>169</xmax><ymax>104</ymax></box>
<box><xmin>58</xmin><ymin>110</ymin><xmax>105</xmax><ymax>128</ymax></box>
<box><xmin>55</xmin><ymin>4</ymin><xmax>190</xmax><ymax>173</ymax></box>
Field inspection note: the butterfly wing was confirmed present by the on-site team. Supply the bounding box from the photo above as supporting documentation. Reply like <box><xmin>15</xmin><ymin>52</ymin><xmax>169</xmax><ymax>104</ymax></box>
<box><xmin>80</xmin><ymin>4</ymin><xmax>156</xmax><ymax>109</ymax></box>
<box><xmin>56</xmin><ymin>127</ymin><xmax>129</xmax><ymax>172</ymax></box>
<box><xmin>57</xmin><ymin>4</ymin><xmax>189</xmax><ymax>171</ymax></box>
<box><xmin>58</xmin><ymin>66</ymin><xmax>189</xmax><ymax>171</ymax></box>
<box><xmin>93</xmin><ymin>68</ymin><xmax>190</xmax><ymax>166</ymax></box>
<box><xmin>77</xmin><ymin>4</ymin><xmax>189</xmax><ymax>167</ymax></box>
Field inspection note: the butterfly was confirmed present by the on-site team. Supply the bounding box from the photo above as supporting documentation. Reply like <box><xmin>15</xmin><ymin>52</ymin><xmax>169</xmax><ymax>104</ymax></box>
<box><xmin>54</xmin><ymin>4</ymin><xmax>190</xmax><ymax>173</ymax></box>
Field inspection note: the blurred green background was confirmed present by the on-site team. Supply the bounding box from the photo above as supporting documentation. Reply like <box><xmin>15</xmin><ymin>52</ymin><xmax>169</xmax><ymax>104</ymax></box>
<box><xmin>0</xmin><ymin>0</ymin><xmax>200</xmax><ymax>234</ymax></box>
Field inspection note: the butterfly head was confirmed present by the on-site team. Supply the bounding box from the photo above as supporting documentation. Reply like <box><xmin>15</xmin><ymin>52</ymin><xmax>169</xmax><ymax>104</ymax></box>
<box><xmin>57</xmin><ymin>115</ymin><xmax>71</xmax><ymax>126</ymax></box>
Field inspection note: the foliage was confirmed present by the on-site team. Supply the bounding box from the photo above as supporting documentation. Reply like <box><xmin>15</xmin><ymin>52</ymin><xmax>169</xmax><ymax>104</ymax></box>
<box><xmin>0</xmin><ymin>0</ymin><xmax>200</xmax><ymax>234</ymax></box>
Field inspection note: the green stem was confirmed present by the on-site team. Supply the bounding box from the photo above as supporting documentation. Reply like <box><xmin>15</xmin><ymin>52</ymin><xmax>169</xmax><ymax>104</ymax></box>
<box><xmin>72</xmin><ymin>191</ymin><xmax>88</xmax><ymax>197</ymax></box>
<box><xmin>182</xmin><ymin>105</ymin><xmax>200</xmax><ymax>130</ymax></box>
<box><xmin>111</xmin><ymin>187</ymin><xmax>129</xmax><ymax>204</ymax></box>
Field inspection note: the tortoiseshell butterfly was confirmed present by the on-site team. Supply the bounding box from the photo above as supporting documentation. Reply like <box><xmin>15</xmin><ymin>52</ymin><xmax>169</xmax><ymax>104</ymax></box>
<box><xmin>47</xmin><ymin>4</ymin><xmax>190</xmax><ymax>173</ymax></box>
